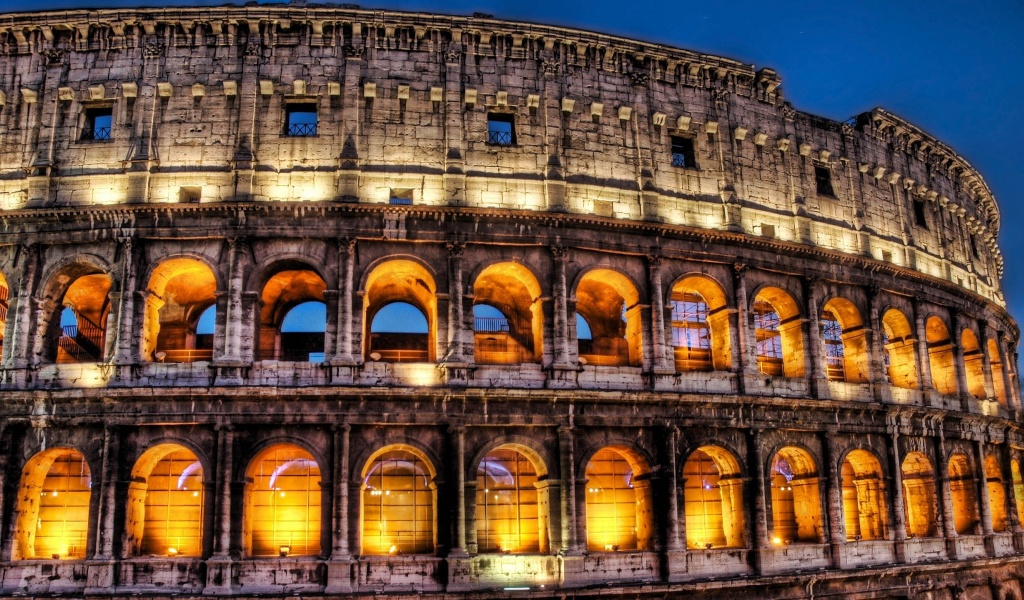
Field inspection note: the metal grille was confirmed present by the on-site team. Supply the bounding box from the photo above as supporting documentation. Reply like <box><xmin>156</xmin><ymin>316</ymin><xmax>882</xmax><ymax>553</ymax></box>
<box><xmin>820</xmin><ymin>310</ymin><xmax>845</xmax><ymax>381</ymax></box>
<box><xmin>286</xmin><ymin>122</ymin><xmax>318</xmax><ymax>137</ymax></box>
<box><xmin>81</xmin><ymin>127</ymin><xmax>111</xmax><ymax>141</ymax></box>
<box><xmin>671</xmin><ymin>293</ymin><xmax>711</xmax><ymax>370</ymax></box>
<box><xmin>487</xmin><ymin>130</ymin><xmax>513</xmax><ymax>146</ymax></box>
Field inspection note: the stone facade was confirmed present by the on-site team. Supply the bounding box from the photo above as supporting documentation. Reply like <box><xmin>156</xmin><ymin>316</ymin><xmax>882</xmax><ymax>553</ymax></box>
<box><xmin>0</xmin><ymin>5</ymin><xmax>1021</xmax><ymax>599</ymax></box>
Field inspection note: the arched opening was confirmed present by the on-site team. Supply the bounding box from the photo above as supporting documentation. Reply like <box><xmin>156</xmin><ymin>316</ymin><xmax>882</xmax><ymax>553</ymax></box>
<box><xmin>475</xmin><ymin>446</ymin><xmax>547</xmax><ymax>553</ymax></box>
<box><xmin>670</xmin><ymin>276</ymin><xmax>731</xmax><ymax>372</ymax></box>
<box><xmin>820</xmin><ymin>298</ymin><xmax>869</xmax><ymax>383</ymax></box>
<box><xmin>989</xmin><ymin>338</ymin><xmax>1008</xmax><ymax>406</ymax></box>
<box><xmin>948</xmin><ymin>453</ymin><xmax>979</xmax><ymax>535</ymax></box>
<box><xmin>244</xmin><ymin>445</ymin><xmax>321</xmax><ymax>557</ymax></box>
<box><xmin>960</xmin><ymin>329</ymin><xmax>987</xmax><ymax>399</ymax></box>
<box><xmin>926</xmin><ymin>316</ymin><xmax>957</xmax><ymax>396</ymax></box>
<box><xmin>125</xmin><ymin>444</ymin><xmax>204</xmax><ymax>557</ymax></box>
<box><xmin>361</xmin><ymin>446</ymin><xmax>436</xmax><ymax>555</ymax></box>
<box><xmin>985</xmin><ymin>454</ymin><xmax>1007</xmax><ymax>533</ymax></box>
<box><xmin>901</xmin><ymin>452</ymin><xmax>938</xmax><ymax>537</ymax></box>
<box><xmin>363</xmin><ymin>260</ymin><xmax>436</xmax><ymax>363</ymax></box>
<box><xmin>585</xmin><ymin>447</ymin><xmax>652</xmax><ymax>551</ymax></box>
<box><xmin>0</xmin><ymin>270</ymin><xmax>9</xmax><ymax>357</ymax></box>
<box><xmin>841</xmin><ymin>449</ymin><xmax>885</xmax><ymax>541</ymax></box>
<box><xmin>472</xmin><ymin>262</ymin><xmax>543</xmax><ymax>364</ymax></box>
<box><xmin>258</xmin><ymin>267</ymin><xmax>327</xmax><ymax>362</ymax></box>
<box><xmin>12</xmin><ymin>448</ymin><xmax>92</xmax><ymax>560</ymax></box>
<box><xmin>52</xmin><ymin>273</ymin><xmax>112</xmax><ymax>363</ymax></box>
<box><xmin>753</xmin><ymin>288</ymin><xmax>804</xmax><ymax>378</ymax></box>
<box><xmin>683</xmin><ymin>446</ymin><xmax>745</xmax><ymax>548</ymax></box>
<box><xmin>769</xmin><ymin>447</ymin><xmax>821</xmax><ymax>544</ymax></box>
<box><xmin>1012</xmin><ymin>460</ymin><xmax>1024</xmax><ymax>527</ymax></box>
<box><xmin>881</xmin><ymin>308</ymin><xmax>918</xmax><ymax>389</ymax></box>
<box><xmin>145</xmin><ymin>258</ymin><xmax>217</xmax><ymax>363</ymax></box>
<box><xmin>575</xmin><ymin>270</ymin><xmax>642</xmax><ymax>367</ymax></box>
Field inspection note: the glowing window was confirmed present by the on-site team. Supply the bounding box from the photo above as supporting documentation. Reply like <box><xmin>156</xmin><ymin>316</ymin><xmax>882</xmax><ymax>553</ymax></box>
<box><xmin>820</xmin><ymin>309</ymin><xmax>845</xmax><ymax>381</ymax></box>
<box><xmin>901</xmin><ymin>452</ymin><xmax>937</xmax><ymax>538</ymax></box>
<box><xmin>362</xmin><ymin>450</ymin><xmax>434</xmax><ymax>555</ymax></box>
<box><xmin>769</xmin><ymin>455</ymin><xmax>797</xmax><ymax>543</ymax></box>
<box><xmin>585</xmin><ymin>448</ymin><xmax>637</xmax><ymax>552</ymax></box>
<box><xmin>140</xmin><ymin>449</ymin><xmax>204</xmax><ymax>556</ymax></box>
<box><xmin>476</xmin><ymin>449</ymin><xmax>540</xmax><ymax>553</ymax></box>
<box><xmin>684</xmin><ymin>449</ymin><xmax>726</xmax><ymax>548</ymax></box>
<box><xmin>34</xmin><ymin>451</ymin><xmax>92</xmax><ymax>559</ymax></box>
<box><xmin>247</xmin><ymin>446</ymin><xmax>321</xmax><ymax>557</ymax></box>
<box><xmin>753</xmin><ymin>300</ymin><xmax>783</xmax><ymax>376</ymax></box>
<box><xmin>369</xmin><ymin>302</ymin><xmax>429</xmax><ymax>363</ymax></box>
<box><xmin>670</xmin><ymin>291</ymin><xmax>711</xmax><ymax>371</ymax></box>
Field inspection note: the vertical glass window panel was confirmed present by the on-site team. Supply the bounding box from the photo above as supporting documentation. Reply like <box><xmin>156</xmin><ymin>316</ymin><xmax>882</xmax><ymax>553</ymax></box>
<box><xmin>35</xmin><ymin>451</ymin><xmax>92</xmax><ymax>559</ymax></box>
<box><xmin>249</xmin><ymin>446</ymin><xmax>321</xmax><ymax>557</ymax></box>
<box><xmin>141</xmin><ymin>450</ymin><xmax>204</xmax><ymax>556</ymax></box>
<box><xmin>769</xmin><ymin>456</ymin><xmax>797</xmax><ymax>543</ymax></box>
<box><xmin>585</xmin><ymin>449</ymin><xmax>637</xmax><ymax>552</ymax></box>
<box><xmin>683</xmin><ymin>450</ymin><xmax>725</xmax><ymax>548</ymax></box>
<box><xmin>362</xmin><ymin>450</ymin><xmax>434</xmax><ymax>555</ymax></box>
<box><xmin>753</xmin><ymin>300</ymin><xmax>783</xmax><ymax>376</ymax></box>
<box><xmin>670</xmin><ymin>291</ymin><xmax>711</xmax><ymax>371</ymax></box>
<box><xmin>475</xmin><ymin>449</ymin><xmax>540</xmax><ymax>553</ymax></box>
<box><xmin>820</xmin><ymin>309</ymin><xmax>845</xmax><ymax>381</ymax></box>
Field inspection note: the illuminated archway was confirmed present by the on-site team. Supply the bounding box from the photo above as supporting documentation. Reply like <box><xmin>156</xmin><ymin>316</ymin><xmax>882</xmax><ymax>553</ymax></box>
<box><xmin>985</xmin><ymin>454</ymin><xmax>1007</xmax><ymax>533</ymax></box>
<box><xmin>989</xmin><ymin>338</ymin><xmax>1008</xmax><ymax>406</ymax></box>
<box><xmin>820</xmin><ymin>298</ymin><xmax>868</xmax><ymax>383</ymax></box>
<box><xmin>948</xmin><ymin>453</ymin><xmax>979</xmax><ymax>535</ymax></box>
<box><xmin>363</xmin><ymin>260</ymin><xmax>437</xmax><ymax>363</ymax></box>
<box><xmin>475</xmin><ymin>446</ymin><xmax>547</xmax><ymax>553</ymax></box>
<box><xmin>361</xmin><ymin>446</ymin><xmax>436</xmax><ymax>555</ymax></box>
<box><xmin>1012</xmin><ymin>460</ymin><xmax>1024</xmax><ymax>526</ymax></box>
<box><xmin>902</xmin><ymin>452</ymin><xmax>938</xmax><ymax>537</ymax></box>
<box><xmin>145</xmin><ymin>257</ymin><xmax>218</xmax><ymax>363</ymax></box>
<box><xmin>258</xmin><ymin>266</ymin><xmax>327</xmax><ymax>362</ymax></box>
<box><xmin>841</xmin><ymin>449</ymin><xmax>885</xmax><ymax>541</ymax></box>
<box><xmin>575</xmin><ymin>269</ymin><xmax>642</xmax><ymax>367</ymax></box>
<box><xmin>683</xmin><ymin>446</ymin><xmax>745</xmax><ymax>548</ymax></box>
<box><xmin>38</xmin><ymin>265</ymin><xmax>112</xmax><ymax>364</ymax></box>
<box><xmin>584</xmin><ymin>447</ymin><xmax>652</xmax><ymax>551</ymax></box>
<box><xmin>0</xmin><ymin>270</ymin><xmax>9</xmax><ymax>357</ymax></box>
<box><xmin>960</xmin><ymin>329</ymin><xmax>987</xmax><ymax>399</ymax></box>
<box><xmin>769</xmin><ymin>447</ymin><xmax>821</xmax><ymax>544</ymax></box>
<box><xmin>670</xmin><ymin>276</ymin><xmax>731</xmax><ymax>372</ymax></box>
<box><xmin>753</xmin><ymin>287</ymin><xmax>804</xmax><ymax>378</ymax></box>
<box><xmin>472</xmin><ymin>262</ymin><xmax>543</xmax><ymax>364</ymax></box>
<box><xmin>244</xmin><ymin>444</ymin><xmax>321</xmax><ymax>557</ymax></box>
<box><xmin>926</xmin><ymin>316</ymin><xmax>957</xmax><ymax>396</ymax></box>
<box><xmin>125</xmin><ymin>444</ymin><xmax>204</xmax><ymax>557</ymax></box>
<box><xmin>881</xmin><ymin>308</ymin><xmax>918</xmax><ymax>389</ymax></box>
<box><xmin>12</xmin><ymin>448</ymin><xmax>92</xmax><ymax>560</ymax></box>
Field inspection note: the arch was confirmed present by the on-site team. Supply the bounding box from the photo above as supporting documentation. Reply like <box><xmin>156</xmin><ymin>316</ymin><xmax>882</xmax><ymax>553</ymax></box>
<box><xmin>363</xmin><ymin>259</ymin><xmax>437</xmax><ymax>363</ymax></box>
<box><xmin>948</xmin><ymin>453</ymin><xmax>980</xmax><ymax>535</ymax></box>
<box><xmin>683</xmin><ymin>445</ymin><xmax>745</xmax><ymax>548</ymax></box>
<box><xmin>575</xmin><ymin>268</ymin><xmax>642</xmax><ymax>367</ymax></box>
<box><xmin>840</xmin><ymin>449</ymin><xmax>886</xmax><ymax>541</ymax></box>
<box><xmin>880</xmin><ymin>308</ymin><xmax>918</xmax><ymax>389</ymax></box>
<box><xmin>12</xmin><ymin>448</ymin><xmax>92</xmax><ymax>560</ymax></box>
<box><xmin>1012</xmin><ymin>460</ymin><xmax>1024</xmax><ymax>527</ymax></box>
<box><xmin>472</xmin><ymin>262</ymin><xmax>543</xmax><ymax>364</ymax></box>
<box><xmin>0</xmin><ymin>268</ymin><xmax>9</xmax><ymax>357</ymax></box>
<box><xmin>584</xmin><ymin>446</ymin><xmax>653</xmax><ymax>551</ymax></box>
<box><xmin>243</xmin><ymin>444</ymin><xmax>322</xmax><ymax>557</ymax></box>
<box><xmin>39</xmin><ymin>263</ymin><xmax>112</xmax><ymax>364</ymax></box>
<box><xmin>753</xmin><ymin>287</ymin><xmax>804</xmax><ymax>378</ymax></box>
<box><xmin>146</xmin><ymin>257</ymin><xmax>218</xmax><ymax>363</ymax></box>
<box><xmin>670</xmin><ymin>275</ymin><xmax>731</xmax><ymax>372</ymax></box>
<box><xmin>768</xmin><ymin>446</ymin><xmax>822</xmax><ymax>544</ymax></box>
<box><xmin>475</xmin><ymin>444</ymin><xmax>549</xmax><ymax>553</ymax></box>
<box><xmin>820</xmin><ymin>297</ymin><xmax>869</xmax><ymax>383</ymax></box>
<box><xmin>125</xmin><ymin>444</ymin><xmax>205</xmax><ymax>557</ymax></box>
<box><xmin>960</xmin><ymin>328</ymin><xmax>987</xmax><ymax>399</ymax></box>
<box><xmin>258</xmin><ymin>263</ymin><xmax>327</xmax><ymax>362</ymax></box>
<box><xmin>926</xmin><ymin>315</ymin><xmax>958</xmax><ymax>396</ymax></box>
<box><xmin>989</xmin><ymin>338</ymin><xmax>1008</xmax><ymax>406</ymax></box>
<box><xmin>361</xmin><ymin>445</ymin><xmax>437</xmax><ymax>555</ymax></box>
<box><xmin>901</xmin><ymin>451</ymin><xmax>938</xmax><ymax>537</ymax></box>
<box><xmin>985</xmin><ymin>453</ymin><xmax>1008</xmax><ymax>533</ymax></box>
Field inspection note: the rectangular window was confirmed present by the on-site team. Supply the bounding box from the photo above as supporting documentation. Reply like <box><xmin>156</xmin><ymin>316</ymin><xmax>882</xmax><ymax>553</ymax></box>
<box><xmin>814</xmin><ymin>165</ymin><xmax>835</xmax><ymax>196</ymax></box>
<box><xmin>179</xmin><ymin>186</ymin><xmax>202</xmax><ymax>203</ymax></box>
<box><xmin>761</xmin><ymin>224</ymin><xmax>776</xmax><ymax>238</ymax></box>
<box><xmin>487</xmin><ymin>113</ymin><xmax>515</xmax><ymax>146</ymax></box>
<box><xmin>285</xmin><ymin>103</ymin><xmax>318</xmax><ymax>137</ymax></box>
<box><xmin>671</xmin><ymin>136</ymin><xmax>696</xmax><ymax>169</ymax></box>
<box><xmin>389</xmin><ymin>188</ymin><xmax>413</xmax><ymax>205</ymax></box>
<box><xmin>912</xmin><ymin>198</ymin><xmax>928</xmax><ymax>229</ymax></box>
<box><xmin>969</xmin><ymin>234</ymin><xmax>979</xmax><ymax>258</ymax></box>
<box><xmin>81</xmin><ymin>107</ymin><xmax>112</xmax><ymax>141</ymax></box>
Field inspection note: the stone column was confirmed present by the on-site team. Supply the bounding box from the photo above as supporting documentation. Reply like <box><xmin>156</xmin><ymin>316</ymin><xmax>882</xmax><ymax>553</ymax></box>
<box><xmin>442</xmin><ymin>42</ymin><xmax>467</xmax><ymax>204</ymax></box>
<box><xmin>216</xmin><ymin>237</ymin><xmax>246</xmax><ymax>363</ymax></box>
<box><xmin>822</xmin><ymin>429</ymin><xmax>845</xmax><ymax>567</ymax></box>
<box><xmin>999</xmin><ymin>442</ymin><xmax>1024</xmax><ymax>551</ymax></box>
<box><xmin>887</xmin><ymin>428</ymin><xmax>908</xmax><ymax>563</ymax></box>
<box><xmin>231</xmin><ymin>24</ymin><xmax>265</xmax><ymax>199</ymax></box>
<box><xmin>803</xmin><ymin>276</ymin><xmax>827</xmax><ymax>399</ymax></box>
<box><xmin>911</xmin><ymin>298</ymin><xmax>934</xmax><ymax>393</ymax></box>
<box><xmin>936</xmin><ymin>433</ymin><xmax>959</xmax><ymax>559</ymax></box>
<box><xmin>450</xmin><ymin>426</ymin><xmax>468</xmax><ymax>555</ymax></box>
<box><xmin>332</xmin><ymin>238</ymin><xmax>357</xmax><ymax>364</ymax></box>
<box><xmin>325</xmin><ymin>423</ymin><xmax>353</xmax><ymax>594</ymax></box>
<box><xmin>540</xmin><ymin>57</ymin><xmax>566</xmax><ymax>212</ymax></box>
<box><xmin>732</xmin><ymin>264</ymin><xmax>753</xmax><ymax>394</ymax></box>
<box><xmin>109</xmin><ymin>237</ymin><xmax>140</xmax><ymax>366</ymax></box>
<box><xmin>557</xmin><ymin>425</ymin><xmax>579</xmax><ymax>552</ymax></box>
<box><xmin>951</xmin><ymin>310</ymin><xmax>970</xmax><ymax>404</ymax></box>
<box><xmin>550</xmin><ymin>246</ymin><xmax>576</xmax><ymax>372</ymax></box>
<box><xmin>996</xmin><ymin>332</ymin><xmax>1016</xmax><ymax>409</ymax></box>
<box><xmin>213</xmin><ymin>426</ymin><xmax>234</xmax><ymax>557</ymax></box>
<box><xmin>865</xmin><ymin>285</ymin><xmax>889</xmax><ymax>402</ymax></box>
<box><xmin>747</xmin><ymin>429</ymin><xmax>770</xmax><ymax>573</ymax></box>
<box><xmin>648</xmin><ymin>256</ymin><xmax>673</xmax><ymax>374</ymax></box>
<box><xmin>665</xmin><ymin>426</ymin><xmax>683</xmax><ymax>552</ymax></box>
<box><xmin>445</xmin><ymin>242</ymin><xmax>467</xmax><ymax>364</ymax></box>
<box><xmin>978</xmin><ymin>327</ymin><xmax>997</xmax><ymax>400</ymax></box>
<box><xmin>93</xmin><ymin>425</ymin><xmax>120</xmax><ymax>560</ymax></box>
<box><xmin>2</xmin><ymin>244</ymin><xmax>39</xmax><ymax>370</ymax></box>
<box><xmin>975</xmin><ymin>440</ymin><xmax>995</xmax><ymax>555</ymax></box>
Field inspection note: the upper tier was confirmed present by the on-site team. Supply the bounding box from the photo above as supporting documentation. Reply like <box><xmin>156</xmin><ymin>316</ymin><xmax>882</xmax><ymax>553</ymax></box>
<box><xmin>0</xmin><ymin>5</ymin><xmax>1005</xmax><ymax>305</ymax></box>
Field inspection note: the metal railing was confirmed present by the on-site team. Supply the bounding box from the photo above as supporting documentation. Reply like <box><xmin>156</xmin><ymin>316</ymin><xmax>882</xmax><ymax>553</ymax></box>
<box><xmin>159</xmin><ymin>349</ymin><xmax>213</xmax><ymax>363</ymax></box>
<box><xmin>286</xmin><ymin>122</ymin><xmax>318</xmax><ymax>137</ymax></box>
<box><xmin>474</xmin><ymin>316</ymin><xmax>510</xmax><ymax>333</ymax></box>
<box><xmin>487</xmin><ymin>130</ymin><xmax>513</xmax><ymax>146</ymax></box>
<box><xmin>81</xmin><ymin>127</ymin><xmax>111</xmax><ymax>141</ymax></box>
<box><xmin>57</xmin><ymin>313</ymin><xmax>105</xmax><ymax>363</ymax></box>
<box><xmin>671</xmin><ymin>152</ymin><xmax>693</xmax><ymax>168</ymax></box>
<box><xmin>369</xmin><ymin>348</ymin><xmax>430</xmax><ymax>363</ymax></box>
<box><xmin>257</xmin><ymin>349</ymin><xmax>326</xmax><ymax>363</ymax></box>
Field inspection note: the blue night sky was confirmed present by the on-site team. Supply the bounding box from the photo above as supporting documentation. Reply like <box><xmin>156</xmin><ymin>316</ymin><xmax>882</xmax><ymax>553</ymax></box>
<box><xmin>3</xmin><ymin>0</ymin><xmax>1023</xmax><ymax>340</ymax></box>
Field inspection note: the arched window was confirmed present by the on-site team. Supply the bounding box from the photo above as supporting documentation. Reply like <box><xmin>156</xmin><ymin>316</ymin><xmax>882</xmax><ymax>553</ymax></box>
<box><xmin>948</xmin><ymin>454</ymin><xmax>979</xmax><ymax>535</ymax></box>
<box><xmin>926</xmin><ymin>316</ymin><xmax>957</xmax><ymax>396</ymax></box>
<box><xmin>362</xmin><ymin>448</ymin><xmax>435</xmax><ymax>555</ymax></box>
<box><xmin>820</xmin><ymin>309</ymin><xmax>845</xmax><ymax>381</ymax></box>
<box><xmin>753</xmin><ymin>288</ymin><xmax>804</xmax><ymax>379</ymax></box>
<box><xmin>279</xmin><ymin>301</ymin><xmax>327</xmax><ymax>362</ymax></box>
<box><xmin>985</xmin><ymin>454</ymin><xmax>1007</xmax><ymax>533</ymax></box>
<box><xmin>683</xmin><ymin>447</ymin><xmax>745</xmax><ymax>549</ymax></box>
<box><xmin>369</xmin><ymin>302</ymin><xmax>429</xmax><ymax>362</ymax></box>
<box><xmin>146</xmin><ymin>258</ymin><xmax>217</xmax><ymax>363</ymax></box>
<box><xmin>245</xmin><ymin>445</ymin><xmax>321</xmax><ymax>557</ymax></box>
<box><xmin>881</xmin><ymin>309</ymin><xmax>917</xmax><ymax>389</ymax></box>
<box><xmin>753</xmin><ymin>301</ymin><xmax>783</xmax><ymax>376</ymax></box>
<box><xmin>46</xmin><ymin>271</ymin><xmax>111</xmax><ymax>364</ymax></box>
<box><xmin>258</xmin><ymin>267</ymin><xmax>327</xmax><ymax>362</ymax></box>
<box><xmin>1012</xmin><ymin>460</ymin><xmax>1024</xmax><ymax>527</ymax></box>
<box><xmin>961</xmin><ymin>329</ymin><xmax>987</xmax><ymax>399</ymax></box>
<box><xmin>0</xmin><ymin>270</ymin><xmax>9</xmax><ymax>357</ymax></box>
<box><xmin>13</xmin><ymin>449</ymin><xmax>92</xmax><ymax>560</ymax></box>
<box><xmin>585</xmin><ymin>448</ymin><xmax>652</xmax><ymax>551</ymax></box>
<box><xmin>363</xmin><ymin>260</ymin><xmax>436</xmax><ymax>363</ymax></box>
<box><xmin>472</xmin><ymin>263</ymin><xmax>543</xmax><ymax>364</ymax></box>
<box><xmin>473</xmin><ymin>304</ymin><xmax>532</xmax><ymax>364</ymax></box>
<box><xmin>126</xmin><ymin>445</ymin><xmax>204</xmax><ymax>557</ymax></box>
<box><xmin>901</xmin><ymin>452</ymin><xmax>938</xmax><ymax>537</ymax></box>
<box><xmin>476</xmin><ymin>448</ymin><xmax>543</xmax><ymax>553</ymax></box>
<box><xmin>575</xmin><ymin>270</ymin><xmax>641</xmax><ymax>367</ymax></box>
<box><xmin>769</xmin><ymin>448</ymin><xmax>822</xmax><ymax>544</ymax></box>
<box><xmin>840</xmin><ymin>450</ymin><xmax>885</xmax><ymax>541</ymax></box>
<box><xmin>989</xmin><ymin>338</ymin><xmax>1008</xmax><ymax>406</ymax></box>
<box><xmin>671</xmin><ymin>292</ymin><xmax>712</xmax><ymax>371</ymax></box>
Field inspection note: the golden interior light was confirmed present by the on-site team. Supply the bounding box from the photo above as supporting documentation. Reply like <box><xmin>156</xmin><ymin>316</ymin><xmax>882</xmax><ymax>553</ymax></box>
<box><xmin>247</xmin><ymin>445</ymin><xmax>321</xmax><ymax>557</ymax></box>
<box><xmin>362</xmin><ymin>448</ymin><xmax>434</xmax><ymax>555</ymax></box>
<box><xmin>476</xmin><ymin>448</ymin><xmax>540</xmax><ymax>554</ymax></box>
<box><xmin>683</xmin><ymin>447</ymin><xmax>744</xmax><ymax>549</ymax></box>
<box><xmin>133</xmin><ymin>447</ymin><xmax>204</xmax><ymax>557</ymax></box>
<box><xmin>585</xmin><ymin>448</ymin><xmax>640</xmax><ymax>552</ymax></box>
<box><xmin>16</xmin><ymin>449</ymin><xmax>92</xmax><ymax>560</ymax></box>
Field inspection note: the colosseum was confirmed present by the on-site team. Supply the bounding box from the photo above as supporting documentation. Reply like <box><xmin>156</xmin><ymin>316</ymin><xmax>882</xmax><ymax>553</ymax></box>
<box><xmin>0</xmin><ymin>4</ymin><xmax>1018</xmax><ymax>599</ymax></box>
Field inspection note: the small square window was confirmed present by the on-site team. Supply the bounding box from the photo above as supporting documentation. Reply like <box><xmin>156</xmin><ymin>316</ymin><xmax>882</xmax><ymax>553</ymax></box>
<box><xmin>487</xmin><ymin>113</ymin><xmax>515</xmax><ymax>146</ymax></box>
<box><xmin>814</xmin><ymin>165</ymin><xmax>834</xmax><ymax>196</ymax></box>
<box><xmin>761</xmin><ymin>223</ymin><xmax>775</xmax><ymax>238</ymax></box>
<box><xmin>671</xmin><ymin>136</ymin><xmax>696</xmax><ymax>169</ymax></box>
<box><xmin>882</xmin><ymin>250</ymin><xmax>893</xmax><ymax>263</ymax></box>
<box><xmin>389</xmin><ymin>188</ymin><xmax>413</xmax><ymax>205</ymax></box>
<box><xmin>285</xmin><ymin>103</ymin><xmax>318</xmax><ymax>137</ymax></box>
<box><xmin>912</xmin><ymin>198</ymin><xmax>928</xmax><ymax>229</ymax></box>
<box><xmin>179</xmin><ymin>186</ymin><xmax>202</xmax><ymax>203</ymax></box>
<box><xmin>81</xmin><ymin>107</ymin><xmax>112</xmax><ymax>141</ymax></box>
